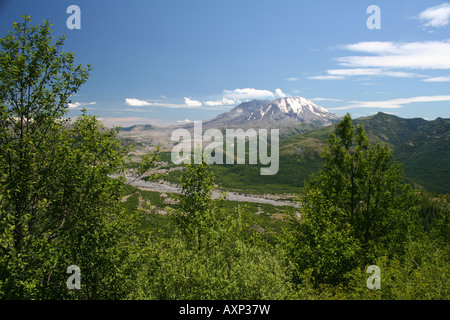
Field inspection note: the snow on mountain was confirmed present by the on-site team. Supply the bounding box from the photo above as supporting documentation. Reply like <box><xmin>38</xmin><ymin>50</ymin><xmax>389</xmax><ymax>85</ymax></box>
<box><xmin>203</xmin><ymin>96</ymin><xmax>341</xmax><ymax>129</ymax></box>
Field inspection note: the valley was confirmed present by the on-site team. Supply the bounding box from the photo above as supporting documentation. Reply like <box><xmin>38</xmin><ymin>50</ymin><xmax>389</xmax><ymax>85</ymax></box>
<box><xmin>115</xmin><ymin>103</ymin><xmax>450</xmax><ymax>269</ymax></box>
<box><xmin>113</xmin><ymin>173</ymin><xmax>300</xmax><ymax>207</ymax></box>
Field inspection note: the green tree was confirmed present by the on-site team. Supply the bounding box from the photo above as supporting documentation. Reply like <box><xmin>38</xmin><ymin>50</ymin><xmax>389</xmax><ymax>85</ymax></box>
<box><xmin>0</xmin><ymin>16</ymin><xmax>146</xmax><ymax>299</ymax></box>
<box><xmin>287</xmin><ymin>114</ymin><xmax>420</xmax><ymax>286</ymax></box>
<box><xmin>178</xmin><ymin>160</ymin><xmax>215</xmax><ymax>217</ymax></box>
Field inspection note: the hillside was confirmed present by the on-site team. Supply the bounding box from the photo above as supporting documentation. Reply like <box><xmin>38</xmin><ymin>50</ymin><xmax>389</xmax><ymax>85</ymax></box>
<box><xmin>355</xmin><ymin>113</ymin><xmax>450</xmax><ymax>194</ymax></box>
<box><xmin>212</xmin><ymin>112</ymin><xmax>450</xmax><ymax>194</ymax></box>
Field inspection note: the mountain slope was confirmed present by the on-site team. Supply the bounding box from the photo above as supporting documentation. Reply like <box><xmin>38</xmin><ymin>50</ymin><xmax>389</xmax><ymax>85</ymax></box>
<box><xmin>117</xmin><ymin>124</ymin><xmax>155</xmax><ymax>132</ymax></box>
<box><xmin>248</xmin><ymin>97</ymin><xmax>341</xmax><ymax>124</ymax></box>
<box><xmin>355</xmin><ymin>113</ymin><xmax>450</xmax><ymax>193</ymax></box>
<box><xmin>203</xmin><ymin>99</ymin><xmax>270</xmax><ymax>127</ymax></box>
<box><xmin>212</xmin><ymin>112</ymin><xmax>450</xmax><ymax>194</ymax></box>
<box><xmin>202</xmin><ymin>97</ymin><xmax>341</xmax><ymax>134</ymax></box>
<box><xmin>280</xmin><ymin>112</ymin><xmax>450</xmax><ymax>193</ymax></box>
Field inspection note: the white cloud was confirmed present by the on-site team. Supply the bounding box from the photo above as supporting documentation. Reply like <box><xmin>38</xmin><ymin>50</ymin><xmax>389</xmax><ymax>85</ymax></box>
<box><xmin>286</xmin><ymin>77</ymin><xmax>299</xmax><ymax>81</ymax></box>
<box><xmin>202</xmin><ymin>88</ymin><xmax>285</xmax><ymax>107</ymax></box>
<box><xmin>223</xmin><ymin>88</ymin><xmax>276</xmax><ymax>100</ymax></box>
<box><xmin>204</xmin><ymin>100</ymin><xmax>223</xmax><ymax>107</ymax></box>
<box><xmin>125</xmin><ymin>98</ymin><xmax>152</xmax><ymax>107</ymax></box>
<box><xmin>184</xmin><ymin>97</ymin><xmax>202</xmax><ymax>107</ymax></box>
<box><xmin>125</xmin><ymin>98</ymin><xmax>200</xmax><ymax>109</ymax></box>
<box><xmin>312</xmin><ymin>97</ymin><xmax>343</xmax><ymax>102</ymax></box>
<box><xmin>422</xmin><ymin>75</ymin><xmax>450</xmax><ymax>82</ymax></box>
<box><xmin>418</xmin><ymin>3</ymin><xmax>450</xmax><ymax>28</ymax></box>
<box><xmin>311</xmin><ymin>68</ymin><xmax>421</xmax><ymax>80</ymax></box>
<box><xmin>125</xmin><ymin>88</ymin><xmax>287</xmax><ymax>112</ymax></box>
<box><xmin>204</xmin><ymin>97</ymin><xmax>237</xmax><ymax>106</ymax></box>
<box><xmin>311</xmin><ymin>39</ymin><xmax>450</xmax><ymax>82</ymax></box>
<box><xmin>219</xmin><ymin>87</ymin><xmax>290</xmax><ymax>102</ymax></box>
<box><xmin>201</xmin><ymin>87</ymin><xmax>287</xmax><ymax>107</ymax></box>
<box><xmin>309</xmin><ymin>75</ymin><xmax>346</xmax><ymax>80</ymax></box>
<box><xmin>125</xmin><ymin>97</ymin><xmax>233</xmax><ymax>110</ymax></box>
<box><xmin>68</xmin><ymin>101</ymin><xmax>96</xmax><ymax>108</ymax></box>
<box><xmin>342</xmin><ymin>41</ymin><xmax>404</xmax><ymax>55</ymax></box>
<box><xmin>327</xmin><ymin>68</ymin><xmax>421</xmax><ymax>78</ymax></box>
<box><xmin>336</xmin><ymin>40</ymin><xmax>450</xmax><ymax>70</ymax></box>
<box><xmin>275</xmin><ymin>88</ymin><xmax>286</xmax><ymax>97</ymax></box>
<box><xmin>331</xmin><ymin>95</ymin><xmax>450</xmax><ymax>110</ymax></box>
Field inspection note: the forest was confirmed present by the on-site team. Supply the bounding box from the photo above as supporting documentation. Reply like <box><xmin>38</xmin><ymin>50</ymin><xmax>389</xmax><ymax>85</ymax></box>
<box><xmin>0</xmin><ymin>16</ymin><xmax>448</xmax><ymax>300</ymax></box>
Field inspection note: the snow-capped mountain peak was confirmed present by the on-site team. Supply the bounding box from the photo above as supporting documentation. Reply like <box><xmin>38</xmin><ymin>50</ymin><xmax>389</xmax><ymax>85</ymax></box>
<box><xmin>202</xmin><ymin>96</ymin><xmax>341</xmax><ymax>129</ymax></box>
<box><xmin>248</xmin><ymin>96</ymin><xmax>341</xmax><ymax>123</ymax></box>
<box><xmin>270</xmin><ymin>97</ymin><xmax>335</xmax><ymax>117</ymax></box>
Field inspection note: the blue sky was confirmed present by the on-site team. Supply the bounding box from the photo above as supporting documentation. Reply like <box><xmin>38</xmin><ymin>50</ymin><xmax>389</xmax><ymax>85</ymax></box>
<box><xmin>1</xmin><ymin>0</ymin><xmax>450</xmax><ymax>127</ymax></box>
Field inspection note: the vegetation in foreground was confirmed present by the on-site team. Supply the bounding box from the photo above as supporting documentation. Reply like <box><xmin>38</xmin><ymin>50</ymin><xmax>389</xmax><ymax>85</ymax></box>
<box><xmin>0</xmin><ymin>16</ymin><xmax>448</xmax><ymax>300</ymax></box>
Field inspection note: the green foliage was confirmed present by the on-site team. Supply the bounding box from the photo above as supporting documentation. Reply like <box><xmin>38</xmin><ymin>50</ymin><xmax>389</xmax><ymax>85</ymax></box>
<box><xmin>374</xmin><ymin>237</ymin><xmax>449</xmax><ymax>299</ymax></box>
<box><xmin>336</xmin><ymin>234</ymin><xmax>449</xmax><ymax>300</ymax></box>
<box><xmin>286</xmin><ymin>114</ymin><xmax>420</xmax><ymax>286</ymax></box>
<box><xmin>1</xmin><ymin>16</ymin><xmax>448</xmax><ymax>301</ymax></box>
<box><xmin>210</xmin><ymin>154</ymin><xmax>323</xmax><ymax>194</ymax></box>
<box><xmin>130</xmin><ymin>160</ymin><xmax>293</xmax><ymax>299</ymax></box>
<box><xmin>136</xmin><ymin>145</ymin><xmax>161</xmax><ymax>178</ymax></box>
<box><xmin>131</xmin><ymin>214</ymin><xmax>292</xmax><ymax>300</ymax></box>
<box><xmin>205</xmin><ymin>112</ymin><xmax>450</xmax><ymax>195</ymax></box>
<box><xmin>178</xmin><ymin>160</ymin><xmax>215</xmax><ymax>218</ymax></box>
<box><xmin>0</xmin><ymin>110</ymin><xmax>141</xmax><ymax>298</ymax></box>
<box><xmin>354</xmin><ymin>113</ymin><xmax>450</xmax><ymax>194</ymax></box>
<box><xmin>417</xmin><ymin>193</ymin><xmax>450</xmax><ymax>239</ymax></box>
<box><xmin>0</xmin><ymin>16</ymin><xmax>146</xmax><ymax>299</ymax></box>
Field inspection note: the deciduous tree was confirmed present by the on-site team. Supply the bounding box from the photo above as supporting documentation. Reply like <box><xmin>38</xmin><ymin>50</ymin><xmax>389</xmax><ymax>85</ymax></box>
<box><xmin>288</xmin><ymin>114</ymin><xmax>419</xmax><ymax>285</ymax></box>
<box><xmin>0</xmin><ymin>16</ymin><xmax>141</xmax><ymax>299</ymax></box>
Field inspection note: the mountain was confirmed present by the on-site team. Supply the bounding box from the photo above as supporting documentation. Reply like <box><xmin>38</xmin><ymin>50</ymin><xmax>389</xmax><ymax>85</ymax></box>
<box><xmin>212</xmin><ymin>112</ymin><xmax>450</xmax><ymax>194</ymax></box>
<box><xmin>355</xmin><ymin>113</ymin><xmax>450</xmax><ymax>194</ymax></box>
<box><xmin>249</xmin><ymin>97</ymin><xmax>341</xmax><ymax>124</ymax></box>
<box><xmin>116</xmin><ymin>97</ymin><xmax>341</xmax><ymax>146</ymax></box>
<box><xmin>116</xmin><ymin>123</ymin><xmax>173</xmax><ymax>147</ymax></box>
<box><xmin>117</xmin><ymin>124</ymin><xmax>155</xmax><ymax>132</ymax></box>
<box><xmin>279</xmin><ymin>112</ymin><xmax>450</xmax><ymax>194</ymax></box>
<box><xmin>202</xmin><ymin>97</ymin><xmax>341</xmax><ymax>131</ymax></box>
